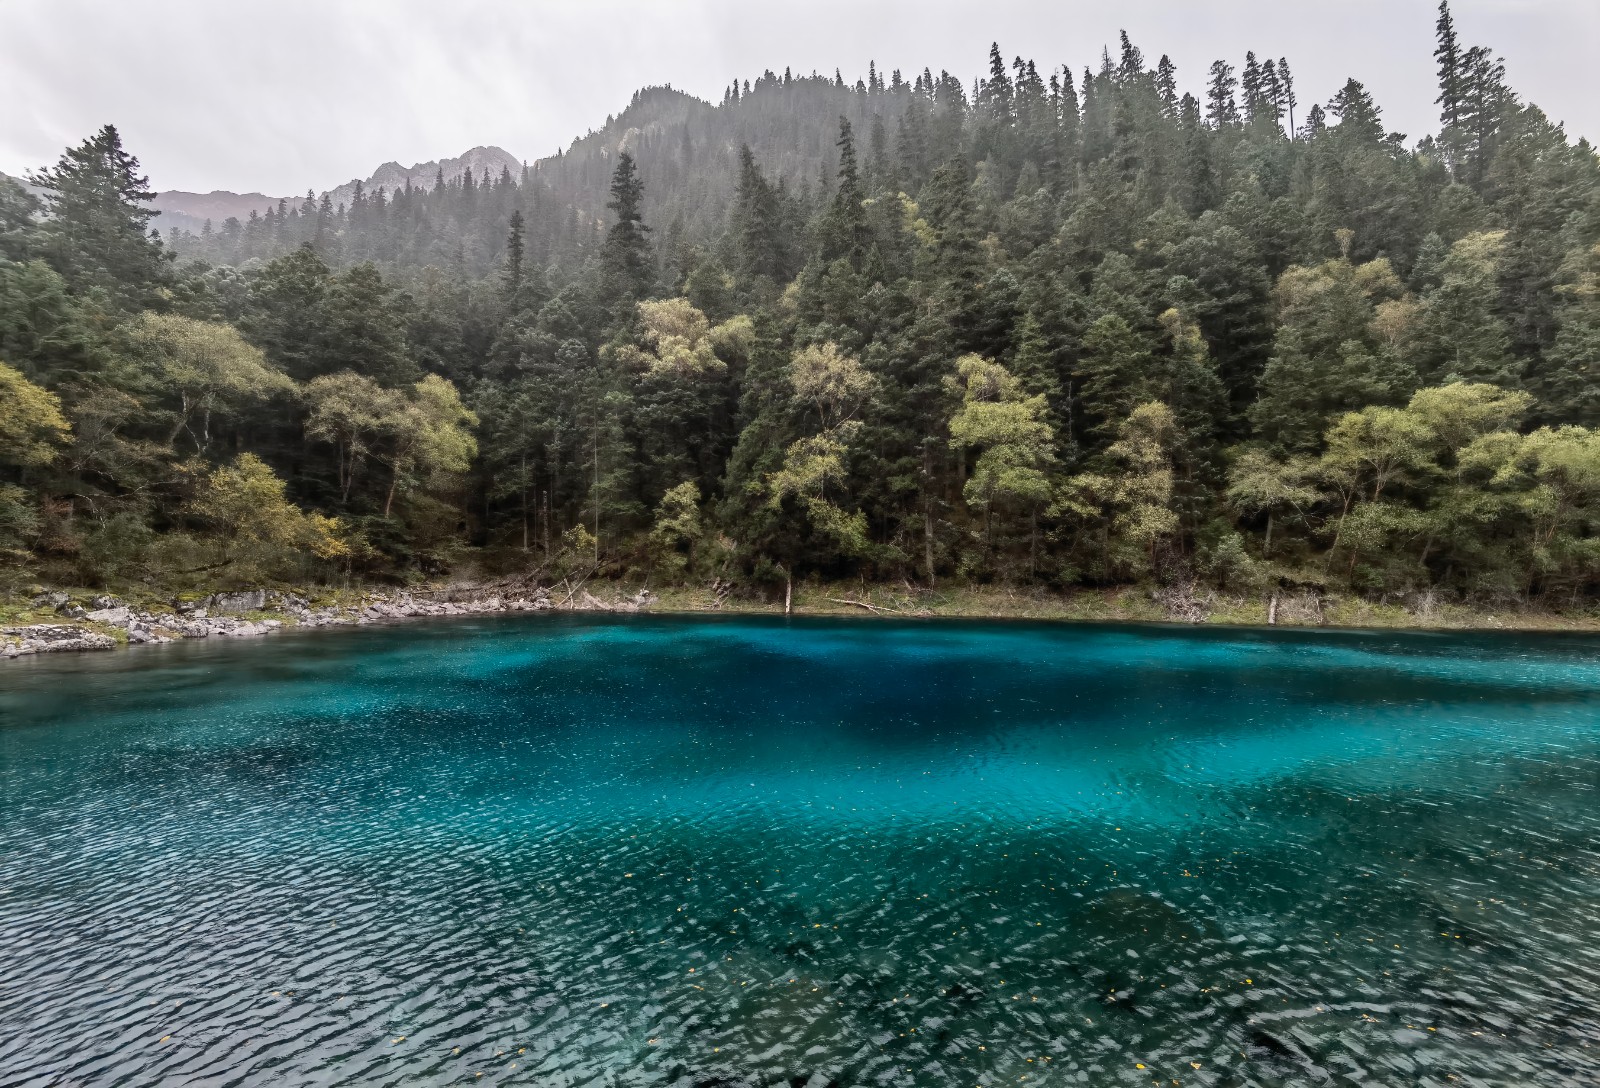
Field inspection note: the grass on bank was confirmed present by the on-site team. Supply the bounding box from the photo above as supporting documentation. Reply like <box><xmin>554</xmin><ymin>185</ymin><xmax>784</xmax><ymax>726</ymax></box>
<box><xmin>645</xmin><ymin>580</ymin><xmax>1600</xmax><ymax>632</ymax></box>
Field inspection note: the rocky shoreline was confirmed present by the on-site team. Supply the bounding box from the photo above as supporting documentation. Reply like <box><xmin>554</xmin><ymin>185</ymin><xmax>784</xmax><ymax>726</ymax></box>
<box><xmin>2</xmin><ymin>583</ymin><xmax>656</xmax><ymax>660</ymax></box>
<box><xmin>6</xmin><ymin>579</ymin><xmax>1596</xmax><ymax>661</ymax></box>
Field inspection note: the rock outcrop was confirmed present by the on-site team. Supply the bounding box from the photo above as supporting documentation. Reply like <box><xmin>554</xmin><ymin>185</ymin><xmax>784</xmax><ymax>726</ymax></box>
<box><xmin>1</xmin><ymin>625</ymin><xmax>118</xmax><ymax>658</ymax></box>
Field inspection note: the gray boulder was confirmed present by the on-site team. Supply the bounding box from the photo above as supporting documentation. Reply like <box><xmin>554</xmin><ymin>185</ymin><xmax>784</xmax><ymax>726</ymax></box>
<box><xmin>209</xmin><ymin>589</ymin><xmax>266</xmax><ymax>614</ymax></box>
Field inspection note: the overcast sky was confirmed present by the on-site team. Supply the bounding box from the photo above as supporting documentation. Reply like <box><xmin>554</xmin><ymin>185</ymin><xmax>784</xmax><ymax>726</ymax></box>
<box><xmin>2</xmin><ymin>0</ymin><xmax>1595</xmax><ymax>196</ymax></box>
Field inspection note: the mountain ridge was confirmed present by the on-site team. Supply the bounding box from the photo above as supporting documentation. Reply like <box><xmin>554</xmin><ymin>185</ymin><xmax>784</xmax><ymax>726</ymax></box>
<box><xmin>146</xmin><ymin>144</ymin><xmax>527</xmax><ymax>234</ymax></box>
<box><xmin>321</xmin><ymin>145</ymin><xmax>524</xmax><ymax>209</ymax></box>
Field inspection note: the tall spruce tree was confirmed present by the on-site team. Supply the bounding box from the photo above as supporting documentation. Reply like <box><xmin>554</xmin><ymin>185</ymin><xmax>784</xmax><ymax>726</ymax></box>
<box><xmin>504</xmin><ymin>210</ymin><xmax>526</xmax><ymax>301</ymax></box>
<box><xmin>1435</xmin><ymin>0</ymin><xmax>1467</xmax><ymax>175</ymax></box>
<box><xmin>1205</xmin><ymin>61</ymin><xmax>1241</xmax><ymax>128</ymax></box>
<box><xmin>819</xmin><ymin>118</ymin><xmax>871</xmax><ymax>268</ymax></box>
<box><xmin>600</xmin><ymin>152</ymin><xmax>653</xmax><ymax>313</ymax></box>
<box><xmin>29</xmin><ymin>124</ymin><xmax>169</xmax><ymax>309</ymax></box>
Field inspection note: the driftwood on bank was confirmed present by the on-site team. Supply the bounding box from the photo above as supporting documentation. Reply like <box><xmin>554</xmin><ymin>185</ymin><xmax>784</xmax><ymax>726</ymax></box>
<box><xmin>824</xmin><ymin>597</ymin><xmax>905</xmax><ymax>615</ymax></box>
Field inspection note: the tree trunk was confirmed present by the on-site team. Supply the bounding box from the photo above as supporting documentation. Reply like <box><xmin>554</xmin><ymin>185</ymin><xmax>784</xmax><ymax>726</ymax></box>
<box><xmin>593</xmin><ymin>429</ymin><xmax>601</xmax><ymax>566</ymax></box>
<box><xmin>922</xmin><ymin>444</ymin><xmax>936</xmax><ymax>587</ymax></box>
<box><xmin>1264</xmin><ymin>511</ymin><xmax>1274</xmax><ymax>558</ymax></box>
<box><xmin>1325</xmin><ymin>494</ymin><xmax>1354</xmax><ymax>572</ymax></box>
<box><xmin>785</xmin><ymin>571</ymin><xmax>793</xmax><ymax>615</ymax></box>
<box><xmin>167</xmin><ymin>393</ymin><xmax>192</xmax><ymax>448</ymax></box>
<box><xmin>384</xmin><ymin>472</ymin><xmax>398</xmax><ymax>518</ymax></box>
<box><xmin>338</xmin><ymin>441</ymin><xmax>354</xmax><ymax>504</ymax></box>
<box><xmin>1029</xmin><ymin>507</ymin><xmax>1038</xmax><ymax>577</ymax></box>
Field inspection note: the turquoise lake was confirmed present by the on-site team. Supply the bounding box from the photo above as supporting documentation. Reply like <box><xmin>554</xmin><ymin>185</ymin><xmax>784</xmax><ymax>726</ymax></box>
<box><xmin>2</xmin><ymin>615</ymin><xmax>1598</xmax><ymax>1086</ymax></box>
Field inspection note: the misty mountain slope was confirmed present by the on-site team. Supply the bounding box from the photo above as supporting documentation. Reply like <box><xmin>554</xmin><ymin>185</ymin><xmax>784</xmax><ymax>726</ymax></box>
<box><xmin>151</xmin><ymin>190</ymin><xmax>303</xmax><ymax>235</ymax></box>
<box><xmin>148</xmin><ymin>146</ymin><xmax>523</xmax><ymax>237</ymax></box>
<box><xmin>165</xmin><ymin>71</ymin><xmax>915</xmax><ymax>274</ymax></box>
<box><xmin>530</xmin><ymin>78</ymin><xmax>884</xmax><ymax>225</ymax></box>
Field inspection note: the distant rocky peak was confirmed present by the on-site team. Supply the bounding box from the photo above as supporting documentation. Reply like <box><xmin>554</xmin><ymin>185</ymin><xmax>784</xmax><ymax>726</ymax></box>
<box><xmin>323</xmin><ymin>145</ymin><xmax>523</xmax><ymax>207</ymax></box>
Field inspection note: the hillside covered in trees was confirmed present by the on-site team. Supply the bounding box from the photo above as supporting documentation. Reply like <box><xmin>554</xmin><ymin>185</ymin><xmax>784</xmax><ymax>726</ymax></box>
<box><xmin>3</xmin><ymin>2</ymin><xmax>1599</xmax><ymax>614</ymax></box>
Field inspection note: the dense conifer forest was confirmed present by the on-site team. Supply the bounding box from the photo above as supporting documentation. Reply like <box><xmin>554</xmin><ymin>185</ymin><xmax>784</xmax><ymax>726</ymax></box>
<box><xmin>3</xmin><ymin>3</ymin><xmax>1599</xmax><ymax>611</ymax></box>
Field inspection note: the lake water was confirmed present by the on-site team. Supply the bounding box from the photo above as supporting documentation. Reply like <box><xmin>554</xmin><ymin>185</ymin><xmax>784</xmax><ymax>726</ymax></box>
<box><xmin>2</xmin><ymin>615</ymin><xmax>1598</xmax><ymax>1087</ymax></box>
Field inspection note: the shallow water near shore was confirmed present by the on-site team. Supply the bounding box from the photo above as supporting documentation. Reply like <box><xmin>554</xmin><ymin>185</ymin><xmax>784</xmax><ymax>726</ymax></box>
<box><xmin>2</xmin><ymin>614</ymin><xmax>1598</xmax><ymax>1087</ymax></box>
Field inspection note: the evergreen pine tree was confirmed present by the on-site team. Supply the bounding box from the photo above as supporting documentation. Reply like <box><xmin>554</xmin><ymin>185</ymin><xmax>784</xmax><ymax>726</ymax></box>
<box><xmin>1434</xmin><ymin>0</ymin><xmax>1467</xmax><ymax>176</ymax></box>
<box><xmin>732</xmin><ymin>145</ymin><xmax>789</xmax><ymax>286</ymax></box>
<box><xmin>1277</xmin><ymin>58</ymin><xmax>1298</xmax><ymax>135</ymax></box>
<box><xmin>983</xmin><ymin>43</ymin><xmax>1014</xmax><ymax>124</ymax></box>
<box><xmin>1330</xmin><ymin>79</ymin><xmax>1385</xmax><ymax>143</ymax></box>
<box><xmin>0</xmin><ymin>175</ymin><xmax>40</xmax><ymax>262</ymax></box>
<box><xmin>819</xmin><ymin>118</ymin><xmax>871</xmax><ymax>268</ymax></box>
<box><xmin>29</xmin><ymin>124</ymin><xmax>169</xmax><ymax>308</ymax></box>
<box><xmin>1155</xmin><ymin>56</ymin><xmax>1179</xmax><ymax>118</ymax></box>
<box><xmin>1241</xmin><ymin>53</ymin><xmax>1265</xmax><ymax>123</ymax></box>
<box><xmin>1179</xmin><ymin>96</ymin><xmax>1217</xmax><ymax>215</ymax></box>
<box><xmin>504</xmin><ymin>210</ymin><xmax>526</xmax><ymax>301</ymax></box>
<box><xmin>1205</xmin><ymin>62</ymin><xmax>1241</xmax><ymax>128</ymax></box>
<box><xmin>1058</xmin><ymin>68</ymin><xmax>1081</xmax><ymax>159</ymax></box>
<box><xmin>601</xmin><ymin>152</ymin><xmax>653</xmax><ymax>311</ymax></box>
<box><xmin>1260</xmin><ymin>60</ymin><xmax>1285</xmax><ymax>130</ymax></box>
<box><xmin>1118</xmin><ymin>32</ymin><xmax>1145</xmax><ymax>83</ymax></box>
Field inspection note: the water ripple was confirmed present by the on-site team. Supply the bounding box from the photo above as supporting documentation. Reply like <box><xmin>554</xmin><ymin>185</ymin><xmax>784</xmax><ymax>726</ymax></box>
<box><xmin>2</xmin><ymin>616</ymin><xmax>1599</xmax><ymax>1086</ymax></box>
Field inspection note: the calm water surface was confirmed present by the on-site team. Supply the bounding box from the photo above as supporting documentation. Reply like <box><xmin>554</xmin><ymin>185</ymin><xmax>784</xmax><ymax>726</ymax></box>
<box><xmin>2</xmin><ymin>615</ymin><xmax>1598</xmax><ymax>1087</ymax></box>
